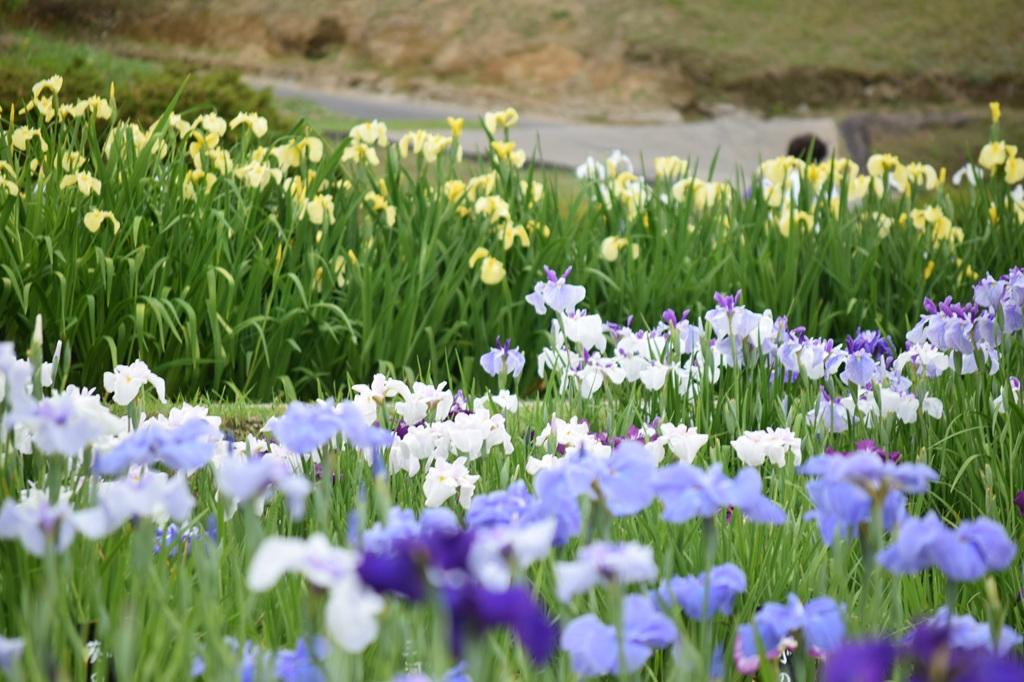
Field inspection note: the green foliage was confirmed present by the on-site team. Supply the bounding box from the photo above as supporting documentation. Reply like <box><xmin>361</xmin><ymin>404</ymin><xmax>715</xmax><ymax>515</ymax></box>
<box><xmin>0</xmin><ymin>74</ymin><xmax>1023</xmax><ymax>402</ymax></box>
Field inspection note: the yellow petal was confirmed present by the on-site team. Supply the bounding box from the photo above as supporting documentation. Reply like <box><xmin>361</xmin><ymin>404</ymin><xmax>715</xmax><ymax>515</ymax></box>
<box><xmin>468</xmin><ymin>247</ymin><xmax>490</xmax><ymax>269</ymax></box>
<box><xmin>480</xmin><ymin>257</ymin><xmax>506</xmax><ymax>285</ymax></box>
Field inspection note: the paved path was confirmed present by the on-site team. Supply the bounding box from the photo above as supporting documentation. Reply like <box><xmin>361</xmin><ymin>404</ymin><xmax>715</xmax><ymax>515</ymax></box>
<box><xmin>250</xmin><ymin>76</ymin><xmax>840</xmax><ymax>180</ymax></box>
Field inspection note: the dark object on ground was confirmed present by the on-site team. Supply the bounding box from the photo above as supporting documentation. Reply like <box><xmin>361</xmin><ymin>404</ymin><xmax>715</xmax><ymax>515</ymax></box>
<box><xmin>787</xmin><ymin>134</ymin><xmax>828</xmax><ymax>162</ymax></box>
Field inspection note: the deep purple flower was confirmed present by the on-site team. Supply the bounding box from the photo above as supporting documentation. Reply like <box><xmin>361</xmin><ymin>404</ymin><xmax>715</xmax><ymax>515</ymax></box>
<box><xmin>358</xmin><ymin>526</ymin><xmax>475</xmax><ymax>601</ymax></box>
<box><xmin>446</xmin><ymin>583</ymin><xmax>558</xmax><ymax>664</ymax></box>
<box><xmin>846</xmin><ymin>329</ymin><xmax>894</xmax><ymax>361</ymax></box>
<box><xmin>359</xmin><ymin>522</ymin><xmax>557</xmax><ymax>665</ymax></box>
<box><xmin>851</xmin><ymin>439</ymin><xmax>901</xmax><ymax>463</ymax></box>
<box><xmin>821</xmin><ymin>640</ymin><xmax>896</xmax><ymax>682</ymax></box>
<box><xmin>826</xmin><ymin>619</ymin><xmax>1024</xmax><ymax>682</ymax></box>
<box><xmin>658</xmin><ymin>563</ymin><xmax>747</xmax><ymax>620</ymax></box>
<box><xmin>904</xmin><ymin>623</ymin><xmax>1024</xmax><ymax>682</ymax></box>
<box><xmin>1014</xmin><ymin>490</ymin><xmax>1024</xmax><ymax>517</ymax></box>
<box><xmin>661</xmin><ymin>308</ymin><xmax>690</xmax><ymax>327</ymax></box>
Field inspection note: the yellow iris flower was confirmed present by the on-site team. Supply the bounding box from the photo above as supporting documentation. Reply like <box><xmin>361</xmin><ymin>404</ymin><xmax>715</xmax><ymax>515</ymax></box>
<box><xmin>83</xmin><ymin>209</ymin><xmax>120</xmax><ymax>234</ymax></box>
<box><xmin>302</xmin><ymin>194</ymin><xmax>336</xmax><ymax>226</ymax></box>
<box><xmin>447</xmin><ymin>117</ymin><xmax>464</xmax><ymax>138</ymax></box>
<box><xmin>483</xmin><ymin>108</ymin><xmax>519</xmax><ymax>136</ymax></box>
<box><xmin>349</xmin><ymin>120</ymin><xmax>389</xmax><ymax>147</ymax></box>
<box><xmin>229</xmin><ymin>112</ymin><xmax>269</xmax><ymax>138</ymax></box>
<box><xmin>978</xmin><ymin>141</ymin><xmax>1016</xmax><ymax>172</ymax></box>
<box><xmin>502</xmin><ymin>224</ymin><xmax>530</xmax><ymax>250</ymax></box>
<box><xmin>60</xmin><ymin>172</ymin><xmax>102</xmax><ymax>197</ymax></box>
<box><xmin>11</xmin><ymin>127</ymin><xmax>48</xmax><ymax>152</ymax></box>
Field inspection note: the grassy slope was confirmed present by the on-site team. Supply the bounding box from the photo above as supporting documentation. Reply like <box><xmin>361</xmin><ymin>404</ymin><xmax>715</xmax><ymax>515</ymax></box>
<box><xmin>630</xmin><ymin>0</ymin><xmax>1021</xmax><ymax>79</ymax></box>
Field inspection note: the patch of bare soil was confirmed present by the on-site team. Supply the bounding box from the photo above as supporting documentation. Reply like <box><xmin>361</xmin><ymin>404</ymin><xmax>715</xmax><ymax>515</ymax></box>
<box><xmin>11</xmin><ymin>0</ymin><xmax>1024</xmax><ymax>122</ymax></box>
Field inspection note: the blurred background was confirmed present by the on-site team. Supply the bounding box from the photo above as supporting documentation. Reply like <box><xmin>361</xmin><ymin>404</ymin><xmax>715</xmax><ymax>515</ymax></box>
<box><xmin>2</xmin><ymin>0</ymin><xmax>1022</xmax><ymax>176</ymax></box>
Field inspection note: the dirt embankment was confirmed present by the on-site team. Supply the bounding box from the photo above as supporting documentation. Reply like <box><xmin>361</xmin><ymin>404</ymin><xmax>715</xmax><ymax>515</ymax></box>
<box><xmin>10</xmin><ymin>0</ymin><xmax>1024</xmax><ymax>122</ymax></box>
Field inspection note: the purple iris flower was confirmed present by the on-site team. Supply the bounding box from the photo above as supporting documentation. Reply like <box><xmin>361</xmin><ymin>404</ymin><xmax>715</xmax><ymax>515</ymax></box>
<box><xmin>479</xmin><ymin>338</ymin><xmax>526</xmax><ymax>378</ymax></box>
<box><xmin>448</xmin><ymin>390</ymin><xmax>470</xmax><ymax>419</ymax></box>
<box><xmin>532</xmin><ymin>443</ymin><xmax>656</xmax><ymax>518</ymax></box>
<box><xmin>274</xmin><ymin>638</ymin><xmax>328</xmax><ymax>682</ymax></box>
<box><xmin>821</xmin><ymin>640</ymin><xmax>897</xmax><ymax>682</ymax></box>
<box><xmin>974</xmin><ymin>274</ymin><xmax>1007</xmax><ymax>309</ymax></box>
<box><xmin>525</xmin><ymin>265</ymin><xmax>586</xmax><ymax>315</ymax></box>
<box><xmin>215</xmin><ymin>456</ymin><xmax>312</xmax><ymax>520</ymax></box>
<box><xmin>974</xmin><ymin>268</ymin><xmax>1024</xmax><ymax>335</ymax></box>
<box><xmin>74</xmin><ymin>471</ymin><xmax>195</xmax><ymax>540</ymax></box>
<box><xmin>713</xmin><ymin>290</ymin><xmax>740</xmax><ymax>312</ymax></box>
<box><xmin>904</xmin><ymin>622</ymin><xmax>1024</xmax><ymax>681</ymax></box>
<box><xmin>93</xmin><ymin>419</ymin><xmax>218</xmax><ymax>476</ymax></box>
<box><xmin>877</xmin><ymin>512</ymin><xmax>1016</xmax><ymax>582</ymax></box>
<box><xmin>359</xmin><ymin>524</ymin><xmax>557</xmax><ymax>664</ymax></box>
<box><xmin>270</xmin><ymin>400</ymin><xmax>392</xmax><ymax>455</ymax></box>
<box><xmin>533</xmin><ymin>465</ymin><xmax>584</xmax><ymax>544</ymax></box>
<box><xmin>446</xmin><ymin>583</ymin><xmax>558</xmax><ymax>664</ymax></box>
<box><xmin>825</xmin><ymin>618</ymin><xmax>1024</xmax><ymax>682</ymax></box>
<box><xmin>658</xmin><ymin>562</ymin><xmax>747</xmax><ymax>620</ymax></box>
<box><xmin>908</xmin><ymin>297</ymin><xmax>986</xmax><ymax>355</ymax></box>
<box><xmin>661</xmin><ymin>308</ymin><xmax>690</xmax><ymax>327</ymax></box>
<box><xmin>466</xmin><ymin>481</ymin><xmax>543</xmax><ymax>529</ymax></box>
<box><xmin>592</xmin><ymin>441</ymin><xmax>657</xmax><ymax>516</ymax></box>
<box><xmin>1014</xmin><ymin>490</ymin><xmax>1024</xmax><ymax>517</ymax></box>
<box><xmin>561</xmin><ymin>594</ymin><xmax>677</xmax><ymax>677</ymax></box>
<box><xmin>846</xmin><ymin>329</ymin><xmax>894</xmax><ymax>361</ymax></box>
<box><xmin>654</xmin><ymin>462</ymin><xmax>786</xmax><ymax>524</ymax></box>
<box><xmin>734</xmin><ymin>594</ymin><xmax>845</xmax><ymax>673</ymax></box>
<box><xmin>924</xmin><ymin>608</ymin><xmax>1023</xmax><ymax>655</ymax></box>
<box><xmin>807</xmin><ymin>389</ymin><xmax>852</xmax><ymax>434</ymax></box>
<box><xmin>840</xmin><ymin>349</ymin><xmax>878</xmax><ymax>387</ymax></box>
<box><xmin>358</xmin><ymin>526</ymin><xmax>475</xmax><ymax>601</ymax></box>
<box><xmin>706</xmin><ymin>290</ymin><xmax>760</xmax><ymax>339</ymax></box>
<box><xmin>801</xmin><ymin>450</ymin><xmax>935</xmax><ymax>493</ymax></box>
<box><xmin>804</xmin><ymin>480</ymin><xmax>906</xmax><ymax>546</ymax></box>
<box><xmin>361</xmin><ymin>506</ymin><xmax>460</xmax><ymax>553</ymax></box>
<box><xmin>800</xmin><ymin>449</ymin><xmax>935</xmax><ymax>546</ymax></box>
